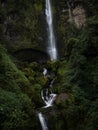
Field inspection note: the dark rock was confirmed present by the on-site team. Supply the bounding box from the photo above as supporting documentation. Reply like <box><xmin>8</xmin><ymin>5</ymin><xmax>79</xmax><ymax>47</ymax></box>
<box><xmin>13</xmin><ymin>48</ymin><xmax>50</xmax><ymax>64</ymax></box>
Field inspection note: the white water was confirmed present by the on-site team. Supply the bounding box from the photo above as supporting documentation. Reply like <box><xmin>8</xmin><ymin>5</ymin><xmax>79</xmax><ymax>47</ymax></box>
<box><xmin>42</xmin><ymin>68</ymin><xmax>57</xmax><ymax>108</ymax></box>
<box><xmin>38</xmin><ymin>112</ymin><xmax>48</xmax><ymax>130</ymax></box>
<box><xmin>45</xmin><ymin>0</ymin><xmax>57</xmax><ymax>61</ymax></box>
<box><xmin>41</xmin><ymin>89</ymin><xmax>56</xmax><ymax>108</ymax></box>
<box><xmin>38</xmin><ymin>1</ymin><xmax>57</xmax><ymax>128</ymax></box>
<box><xmin>43</xmin><ymin>68</ymin><xmax>48</xmax><ymax>77</ymax></box>
<box><xmin>38</xmin><ymin>68</ymin><xmax>57</xmax><ymax>130</ymax></box>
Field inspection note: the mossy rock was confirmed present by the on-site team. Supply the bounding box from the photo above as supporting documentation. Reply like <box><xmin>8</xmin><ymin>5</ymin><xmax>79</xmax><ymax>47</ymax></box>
<box><xmin>55</xmin><ymin>93</ymin><xmax>74</xmax><ymax>108</ymax></box>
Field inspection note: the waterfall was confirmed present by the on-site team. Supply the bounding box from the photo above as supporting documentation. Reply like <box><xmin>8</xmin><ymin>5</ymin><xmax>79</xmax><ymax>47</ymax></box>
<box><xmin>38</xmin><ymin>112</ymin><xmax>48</xmax><ymax>130</ymax></box>
<box><xmin>41</xmin><ymin>89</ymin><xmax>56</xmax><ymax>108</ymax></box>
<box><xmin>45</xmin><ymin>0</ymin><xmax>57</xmax><ymax>61</ymax></box>
<box><xmin>38</xmin><ymin>1</ymin><xmax>57</xmax><ymax>129</ymax></box>
<box><xmin>43</xmin><ymin>68</ymin><xmax>48</xmax><ymax>77</ymax></box>
<box><xmin>41</xmin><ymin>68</ymin><xmax>57</xmax><ymax>108</ymax></box>
<box><xmin>38</xmin><ymin>68</ymin><xmax>57</xmax><ymax>130</ymax></box>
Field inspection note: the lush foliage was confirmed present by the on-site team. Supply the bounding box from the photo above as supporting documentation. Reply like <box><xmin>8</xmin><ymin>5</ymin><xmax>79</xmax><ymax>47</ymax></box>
<box><xmin>0</xmin><ymin>0</ymin><xmax>98</xmax><ymax>130</ymax></box>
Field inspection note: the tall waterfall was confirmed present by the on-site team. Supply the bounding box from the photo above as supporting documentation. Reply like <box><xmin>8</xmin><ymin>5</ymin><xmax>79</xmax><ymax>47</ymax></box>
<box><xmin>45</xmin><ymin>0</ymin><xmax>57</xmax><ymax>61</ymax></box>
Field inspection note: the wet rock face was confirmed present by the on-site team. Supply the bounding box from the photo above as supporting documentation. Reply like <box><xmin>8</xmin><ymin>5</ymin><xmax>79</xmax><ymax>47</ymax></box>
<box><xmin>73</xmin><ymin>6</ymin><xmax>86</xmax><ymax>28</ymax></box>
<box><xmin>13</xmin><ymin>49</ymin><xmax>50</xmax><ymax>64</ymax></box>
<box><xmin>65</xmin><ymin>0</ymin><xmax>86</xmax><ymax>28</ymax></box>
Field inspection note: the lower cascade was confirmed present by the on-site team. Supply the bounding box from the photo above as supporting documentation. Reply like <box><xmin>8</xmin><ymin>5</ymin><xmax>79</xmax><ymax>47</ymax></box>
<box><xmin>38</xmin><ymin>112</ymin><xmax>48</xmax><ymax>130</ymax></box>
<box><xmin>38</xmin><ymin>68</ymin><xmax>57</xmax><ymax>130</ymax></box>
<box><xmin>38</xmin><ymin>0</ymin><xmax>58</xmax><ymax>129</ymax></box>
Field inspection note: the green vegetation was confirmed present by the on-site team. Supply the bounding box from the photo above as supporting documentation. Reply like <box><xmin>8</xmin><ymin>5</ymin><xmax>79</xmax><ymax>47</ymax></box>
<box><xmin>0</xmin><ymin>0</ymin><xmax>98</xmax><ymax>130</ymax></box>
<box><xmin>0</xmin><ymin>44</ymin><xmax>42</xmax><ymax>130</ymax></box>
